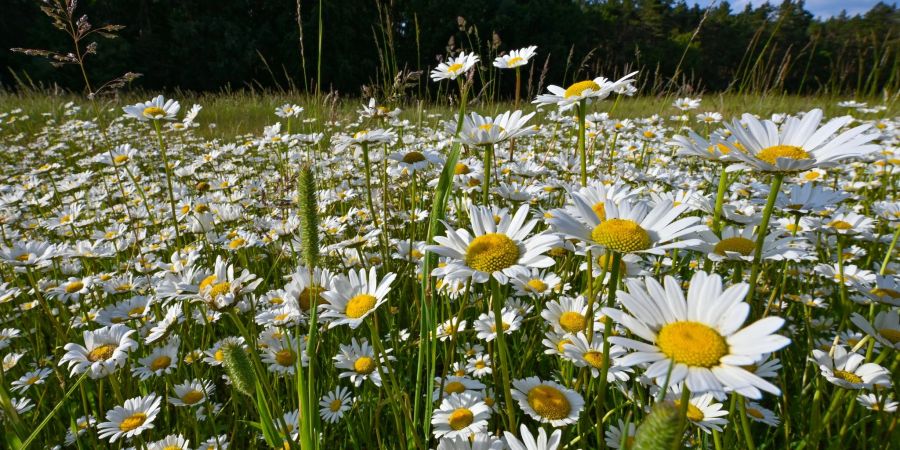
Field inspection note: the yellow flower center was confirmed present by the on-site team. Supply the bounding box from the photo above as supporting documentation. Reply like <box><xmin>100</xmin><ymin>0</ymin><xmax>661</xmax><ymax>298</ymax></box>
<box><xmin>150</xmin><ymin>355</ymin><xmax>171</xmax><ymax>371</ymax></box>
<box><xmin>447</xmin><ymin>63</ymin><xmax>464</xmax><ymax>74</ymax></box>
<box><xmin>402</xmin><ymin>151</ymin><xmax>426</xmax><ymax>164</ymax></box>
<box><xmin>198</xmin><ymin>274</ymin><xmax>217</xmax><ymax>292</ymax></box>
<box><xmin>828</xmin><ymin>220</ymin><xmax>853</xmax><ymax>230</ymax></box>
<box><xmin>559</xmin><ymin>311</ymin><xmax>587</xmax><ymax>333</ymax></box>
<box><xmin>228</xmin><ymin>238</ymin><xmax>246</xmax><ymax>249</ymax></box>
<box><xmin>444</xmin><ymin>381</ymin><xmax>466</xmax><ymax>394</ymax></box>
<box><xmin>583</xmin><ymin>350</ymin><xmax>605</xmax><ymax>369</ymax></box>
<box><xmin>564</xmin><ymin>80</ymin><xmax>600</xmax><ymax>98</ymax></box>
<box><xmin>208</xmin><ymin>282</ymin><xmax>231</xmax><ymax>299</ymax></box>
<box><xmin>353</xmin><ymin>130</ymin><xmax>369</xmax><ymax>139</ymax></box>
<box><xmin>26</xmin><ymin>376</ymin><xmax>39</xmax><ymax>384</ymax></box>
<box><xmin>474</xmin><ymin>360</ymin><xmax>487</xmax><ymax>369</ymax></box>
<box><xmin>556</xmin><ymin>339</ymin><xmax>573</xmax><ymax>353</ymax></box>
<box><xmin>353</xmin><ymin>356</ymin><xmax>376</xmax><ymax>375</ymax></box>
<box><xmin>329</xmin><ymin>398</ymin><xmax>343</xmax><ymax>412</ymax></box>
<box><xmin>345</xmin><ymin>294</ymin><xmax>377</xmax><ymax>319</ymax></box>
<box><xmin>707</xmin><ymin>143</ymin><xmax>731</xmax><ymax>155</ymax></box>
<box><xmin>275</xmin><ymin>349</ymin><xmax>295</xmax><ymax>366</ymax></box>
<box><xmin>747</xmin><ymin>407</ymin><xmax>765</xmax><ymax>419</ymax></box>
<box><xmin>16</xmin><ymin>254</ymin><xmax>31</xmax><ymax>262</ymax></box>
<box><xmin>592</xmin><ymin>202</ymin><xmax>607</xmax><ymax>221</ymax></box>
<box><xmin>454</xmin><ymin>163</ymin><xmax>470</xmax><ymax>175</ymax></box>
<box><xmin>65</xmin><ymin>281</ymin><xmax>84</xmax><ymax>293</ymax></box>
<box><xmin>118</xmin><ymin>412</ymin><xmax>147</xmax><ymax>432</ymax></box>
<box><xmin>142</xmin><ymin>106</ymin><xmax>166</xmax><ymax>118</ymax></box>
<box><xmin>877</xmin><ymin>328</ymin><xmax>900</xmax><ymax>345</ymax></box>
<box><xmin>181</xmin><ymin>389</ymin><xmax>204</xmax><ymax>405</ymax></box>
<box><xmin>448</xmin><ymin>408</ymin><xmax>474</xmax><ymax>430</ymax></box>
<box><xmin>87</xmin><ymin>344</ymin><xmax>117</xmax><ymax>362</ymax></box>
<box><xmin>526</xmin><ymin>385</ymin><xmax>571</xmax><ymax>420</ymax></box>
<box><xmin>526</xmin><ymin>279</ymin><xmax>548</xmax><ymax>293</ymax></box>
<box><xmin>756</xmin><ymin>145</ymin><xmax>810</xmax><ymax>165</ymax></box>
<box><xmin>591</xmin><ymin>219</ymin><xmax>651</xmax><ymax>253</ymax></box>
<box><xmin>214</xmin><ymin>350</ymin><xmax>224</xmax><ymax>362</ymax></box>
<box><xmin>657</xmin><ymin>321</ymin><xmax>728</xmax><ymax>368</ymax></box>
<box><xmin>507</xmin><ymin>56</ymin><xmax>524</xmax><ymax>67</ymax></box>
<box><xmin>714</xmin><ymin>237</ymin><xmax>756</xmax><ymax>256</ymax></box>
<box><xmin>833</xmin><ymin>369</ymin><xmax>863</xmax><ymax>384</ymax></box>
<box><xmin>298</xmin><ymin>286</ymin><xmax>324</xmax><ymax>311</ymax></box>
<box><xmin>870</xmin><ymin>288</ymin><xmax>900</xmax><ymax>299</ymax></box>
<box><xmin>674</xmin><ymin>400</ymin><xmax>705</xmax><ymax>422</ymax></box>
<box><xmin>596</xmin><ymin>252</ymin><xmax>627</xmax><ymax>273</ymax></box>
<box><xmin>113</xmin><ymin>155</ymin><xmax>129</xmax><ymax>164</ymax></box>
<box><xmin>643</xmin><ymin>130</ymin><xmax>656</xmax><ymax>139</ymax></box>
<box><xmin>465</xmin><ymin>233</ymin><xmax>520</xmax><ymax>273</ymax></box>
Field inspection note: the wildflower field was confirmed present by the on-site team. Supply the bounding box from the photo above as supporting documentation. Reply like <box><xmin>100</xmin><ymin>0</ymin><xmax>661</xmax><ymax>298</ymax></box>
<box><xmin>1</xmin><ymin>40</ymin><xmax>900</xmax><ymax>450</ymax></box>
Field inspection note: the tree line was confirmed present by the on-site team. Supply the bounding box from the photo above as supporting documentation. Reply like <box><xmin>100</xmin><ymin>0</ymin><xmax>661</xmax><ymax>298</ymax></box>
<box><xmin>2</xmin><ymin>0</ymin><xmax>898</xmax><ymax>97</ymax></box>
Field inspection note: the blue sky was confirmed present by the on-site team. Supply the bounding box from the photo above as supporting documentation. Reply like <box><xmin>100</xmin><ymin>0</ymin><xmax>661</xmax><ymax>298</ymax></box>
<box><xmin>691</xmin><ymin>0</ymin><xmax>887</xmax><ymax>17</ymax></box>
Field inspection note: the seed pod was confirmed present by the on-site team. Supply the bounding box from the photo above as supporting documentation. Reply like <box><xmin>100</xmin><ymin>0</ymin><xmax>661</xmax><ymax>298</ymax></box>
<box><xmin>222</xmin><ymin>344</ymin><xmax>256</xmax><ymax>396</ymax></box>
<box><xmin>633</xmin><ymin>402</ymin><xmax>682</xmax><ymax>450</ymax></box>
<box><xmin>297</xmin><ymin>163</ymin><xmax>319</xmax><ymax>268</ymax></box>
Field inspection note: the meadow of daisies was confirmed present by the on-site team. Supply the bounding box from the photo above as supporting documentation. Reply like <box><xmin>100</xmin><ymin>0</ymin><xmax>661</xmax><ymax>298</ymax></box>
<box><xmin>0</xmin><ymin>48</ymin><xmax>898</xmax><ymax>450</ymax></box>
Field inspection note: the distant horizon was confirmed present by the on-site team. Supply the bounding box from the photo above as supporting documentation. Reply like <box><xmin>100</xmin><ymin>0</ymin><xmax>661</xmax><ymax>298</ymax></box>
<box><xmin>689</xmin><ymin>0</ymin><xmax>889</xmax><ymax>17</ymax></box>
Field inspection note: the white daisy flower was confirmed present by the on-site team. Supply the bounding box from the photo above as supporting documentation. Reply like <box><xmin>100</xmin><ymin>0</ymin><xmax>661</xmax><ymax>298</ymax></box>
<box><xmin>455</xmin><ymin>110</ymin><xmax>538</xmax><ymax>146</ymax></box>
<box><xmin>97</xmin><ymin>394</ymin><xmax>161</xmax><ymax>442</ymax></box>
<box><xmin>432</xmin><ymin>376</ymin><xmax>486</xmax><ymax>401</ymax></box>
<box><xmin>473</xmin><ymin>308</ymin><xmax>523</xmax><ymax>342</ymax></box>
<box><xmin>334</xmin><ymin>337</ymin><xmax>391</xmax><ymax>387</ymax></box>
<box><xmin>123</xmin><ymin>95</ymin><xmax>181</xmax><ymax>122</ymax></box>
<box><xmin>436</xmin><ymin>433</ymin><xmax>503</xmax><ymax>450</ymax></box>
<box><xmin>169</xmin><ymin>379</ymin><xmax>214</xmax><ymax>407</ymax></box>
<box><xmin>428</xmin><ymin>204</ymin><xmax>558</xmax><ymax>284</ymax></box>
<box><xmin>850</xmin><ymin>310</ymin><xmax>900</xmax><ymax>349</ymax></box>
<box><xmin>10</xmin><ymin>367</ymin><xmax>52</xmax><ymax>393</ymax></box>
<box><xmin>744</xmin><ymin>402</ymin><xmax>780</xmax><ymax>427</ymax></box>
<box><xmin>549</xmin><ymin>195</ymin><xmax>705</xmax><ymax>255</ymax></box>
<box><xmin>431</xmin><ymin>52</ymin><xmax>480</xmax><ymax>81</ymax></box>
<box><xmin>133</xmin><ymin>339</ymin><xmax>179</xmax><ymax>380</ymax></box>
<box><xmin>320</xmin><ymin>267</ymin><xmax>396</xmax><ymax>329</ymax></box>
<box><xmin>856</xmin><ymin>392</ymin><xmax>897</xmax><ymax>413</ymax></box>
<box><xmin>493</xmin><ymin>46</ymin><xmax>538</xmax><ymax>69</ymax></box>
<box><xmin>503</xmin><ymin>424</ymin><xmax>562</xmax><ymax>450</ymax></box>
<box><xmin>59</xmin><ymin>324</ymin><xmax>138</xmax><ymax>379</ymax></box>
<box><xmin>605</xmin><ymin>419</ymin><xmax>637</xmax><ymax>449</ymax></box>
<box><xmin>724</xmin><ymin>109</ymin><xmax>880</xmax><ymax>172</ymax></box>
<box><xmin>603</xmin><ymin>271</ymin><xmax>791</xmax><ymax>399</ymax></box>
<box><xmin>319</xmin><ymin>386</ymin><xmax>353</xmax><ymax>423</ymax></box>
<box><xmin>147</xmin><ymin>434</ymin><xmax>190</xmax><ymax>450</ymax></box>
<box><xmin>533</xmin><ymin>72</ymin><xmax>638</xmax><ymax>111</ymax></box>
<box><xmin>431</xmin><ymin>392</ymin><xmax>491</xmax><ymax>439</ymax></box>
<box><xmin>562</xmin><ymin>332</ymin><xmax>630</xmax><ymax>382</ymax></box>
<box><xmin>511</xmin><ymin>376</ymin><xmax>584</xmax><ymax>427</ymax></box>
<box><xmin>812</xmin><ymin>345</ymin><xmax>891</xmax><ymax>390</ymax></box>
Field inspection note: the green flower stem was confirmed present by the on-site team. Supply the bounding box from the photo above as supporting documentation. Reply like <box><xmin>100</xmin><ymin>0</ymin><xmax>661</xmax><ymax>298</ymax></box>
<box><xmin>737</xmin><ymin>396</ymin><xmax>757</xmax><ymax>450</ymax></box>
<box><xmin>880</xmin><ymin>226</ymin><xmax>900</xmax><ymax>275</ymax></box>
<box><xmin>492</xmin><ymin>279</ymin><xmax>517</xmax><ymax>431</ymax></box>
<box><xmin>672</xmin><ymin>386</ymin><xmax>692</xmax><ymax>450</ymax></box>
<box><xmin>577</xmin><ymin>99</ymin><xmax>588</xmax><ymax>186</ymax></box>
<box><xmin>596</xmin><ymin>252</ymin><xmax>623</xmax><ymax>439</ymax></box>
<box><xmin>152</xmin><ymin>120</ymin><xmax>182</xmax><ymax>248</ymax></box>
<box><xmin>711</xmin><ymin>166</ymin><xmax>730</xmax><ymax>235</ymax></box>
<box><xmin>746</xmin><ymin>172</ymin><xmax>784</xmax><ymax>305</ymax></box>
<box><xmin>483</xmin><ymin>143</ymin><xmax>493</xmax><ymax>206</ymax></box>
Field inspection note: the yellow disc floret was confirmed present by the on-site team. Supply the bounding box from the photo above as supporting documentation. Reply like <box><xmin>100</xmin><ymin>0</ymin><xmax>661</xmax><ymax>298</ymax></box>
<box><xmin>591</xmin><ymin>219</ymin><xmax>651</xmax><ymax>253</ymax></box>
<box><xmin>657</xmin><ymin>321</ymin><xmax>728</xmax><ymax>368</ymax></box>
<box><xmin>564</xmin><ymin>80</ymin><xmax>600</xmax><ymax>98</ymax></box>
<box><xmin>714</xmin><ymin>237</ymin><xmax>756</xmax><ymax>256</ymax></box>
<box><xmin>448</xmin><ymin>408</ymin><xmax>474</xmax><ymax>430</ymax></box>
<box><xmin>465</xmin><ymin>233</ymin><xmax>520</xmax><ymax>273</ymax></box>
<box><xmin>526</xmin><ymin>385</ymin><xmax>571</xmax><ymax>420</ymax></box>
<box><xmin>345</xmin><ymin>294</ymin><xmax>377</xmax><ymax>319</ymax></box>
<box><xmin>756</xmin><ymin>145</ymin><xmax>810</xmax><ymax>165</ymax></box>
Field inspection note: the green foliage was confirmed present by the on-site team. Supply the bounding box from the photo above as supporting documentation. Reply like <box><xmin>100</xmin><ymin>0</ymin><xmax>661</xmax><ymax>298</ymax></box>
<box><xmin>3</xmin><ymin>0</ymin><xmax>897</xmax><ymax>95</ymax></box>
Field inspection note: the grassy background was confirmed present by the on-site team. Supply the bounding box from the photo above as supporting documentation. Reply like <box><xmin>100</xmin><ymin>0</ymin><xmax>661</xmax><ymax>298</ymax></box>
<box><xmin>1</xmin><ymin>91</ymin><xmax>896</xmax><ymax>140</ymax></box>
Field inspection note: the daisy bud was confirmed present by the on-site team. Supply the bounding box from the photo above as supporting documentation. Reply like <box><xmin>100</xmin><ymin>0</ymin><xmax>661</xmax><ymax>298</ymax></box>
<box><xmin>222</xmin><ymin>344</ymin><xmax>256</xmax><ymax>396</ymax></box>
<box><xmin>297</xmin><ymin>163</ymin><xmax>319</xmax><ymax>268</ymax></box>
<box><xmin>633</xmin><ymin>403</ymin><xmax>681</xmax><ymax>450</ymax></box>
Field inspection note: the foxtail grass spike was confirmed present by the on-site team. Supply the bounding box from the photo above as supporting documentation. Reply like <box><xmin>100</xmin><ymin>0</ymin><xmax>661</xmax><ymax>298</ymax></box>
<box><xmin>222</xmin><ymin>344</ymin><xmax>256</xmax><ymax>396</ymax></box>
<box><xmin>633</xmin><ymin>403</ymin><xmax>682</xmax><ymax>450</ymax></box>
<box><xmin>297</xmin><ymin>163</ymin><xmax>319</xmax><ymax>269</ymax></box>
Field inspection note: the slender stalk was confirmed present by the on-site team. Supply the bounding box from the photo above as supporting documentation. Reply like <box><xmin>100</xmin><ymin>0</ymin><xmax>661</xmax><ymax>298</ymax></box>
<box><xmin>672</xmin><ymin>387</ymin><xmax>692</xmax><ymax>450</ymax></box>
<box><xmin>737</xmin><ymin>396</ymin><xmax>757</xmax><ymax>450</ymax></box>
<box><xmin>577</xmin><ymin>100</ymin><xmax>588</xmax><ymax>186</ymax></box>
<box><xmin>491</xmin><ymin>279</ymin><xmax>516</xmax><ymax>430</ymax></box>
<box><xmin>746</xmin><ymin>172</ymin><xmax>783</xmax><ymax>304</ymax></box>
<box><xmin>152</xmin><ymin>120</ymin><xmax>182</xmax><ymax>248</ymax></box>
<box><xmin>482</xmin><ymin>143</ymin><xmax>493</xmax><ymax>206</ymax></box>
<box><xmin>596</xmin><ymin>251</ymin><xmax>622</xmax><ymax>441</ymax></box>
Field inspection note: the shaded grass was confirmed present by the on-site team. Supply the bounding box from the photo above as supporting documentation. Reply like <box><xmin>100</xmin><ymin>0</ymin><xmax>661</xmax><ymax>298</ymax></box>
<box><xmin>1</xmin><ymin>90</ymin><xmax>896</xmax><ymax>140</ymax></box>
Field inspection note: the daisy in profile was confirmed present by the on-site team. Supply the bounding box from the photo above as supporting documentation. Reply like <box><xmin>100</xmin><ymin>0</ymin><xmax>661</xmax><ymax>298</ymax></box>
<box><xmin>437</xmin><ymin>434</ymin><xmax>503</xmax><ymax>450</ymax></box>
<box><xmin>533</xmin><ymin>72</ymin><xmax>637</xmax><ymax>111</ymax></box>
<box><xmin>493</xmin><ymin>46</ymin><xmax>537</xmax><ymax>69</ymax></box>
<box><xmin>334</xmin><ymin>337</ymin><xmax>391</xmax><ymax>387</ymax></box>
<box><xmin>319</xmin><ymin>386</ymin><xmax>353</xmax><ymax>423</ymax></box>
<box><xmin>10</xmin><ymin>367</ymin><xmax>52</xmax><ymax>393</ymax></box>
<box><xmin>195</xmin><ymin>256</ymin><xmax>262</xmax><ymax>310</ymax></box>
<box><xmin>169</xmin><ymin>379</ymin><xmax>214</xmax><ymax>407</ymax></box>
<box><xmin>856</xmin><ymin>393</ymin><xmax>898</xmax><ymax>413</ymax></box>
<box><xmin>510</xmin><ymin>269</ymin><xmax>564</xmax><ymax>298</ymax></box>
<box><xmin>431</xmin><ymin>392</ymin><xmax>491</xmax><ymax>439</ymax></box>
<box><xmin>334</xmin><ymin>128</ymin><xmax>397</xmax><ymax>151</ymax></box>
<box><xmin>850</xmin><ymin>310</ymin><xmax>899</xmax><ymax>349</ymax></box>
<box><xmin>123</xmin><ymin>95</ymin><xmax>180</xmax><ymax>122</ymax></box>
<box><xmin>510</xmin><ymin>376</ymin><xmax>584</xmax><ymax>426</ymax></box>
<box><xmin>670</xmin><ymin>129</ymin><xmax>734</xmax><ymax>162</ymax></box>
<box><xmin>456</xmin><ymin>110</ymin><xmax>538</xmax><ymax>146</ymax></box>
<box><xmin>549</xmin><ymin>195</ymin><xmax>705</xmax><ymax>255</ymax></box>
<box><xmin>431</xmin><ymin>51</ymin><xmax>480</xmax><ymax>82</ymax></box>
<box><xmin>563</xmin><ymin>332</ymin><xmax>629</xmax><ymax>382</ymax></box>
<box><xmin>320</xmin><ymin>267</ymin><xmax>396</xmax><ymax>329</ymax></box>
<box><xmin>147</xmin><ymin>434</ymin><xmax>190</xmax><ymax>450</ymax></box>
<box><xmin>275</xmin><ymin>103</ymin><xmax>303</xmax><ymax>118</ymax></box>
<box><xmin>673</xmin><ymin>97</ymin><xmax>701</xmax><ymax>111</ymax></box>
<box><xmin>133</xmin><ymin>339</ymin><xmax>179</xmax><ymax>380</ymax></box>
<box><xmin>0</xmin><ymin>241</ymin><xmax>57</xmax><ymax>268</ymax></box>
<box><xmin>603</xmin><ymin>271</ymin><xmax>791</xmax><ymax>399</ymax></box>
<box><xmin>744</xmin><ymin>402</ymin><xmax>780</xmax><ymax>427</ymax></box>
<box><xmin>664</xmin><ymin>388</ymin><xmax>728</xmax><ymax>433</ymax></box>
<box><xmin>697</xmin><ymin>225</ymin><xmax>802</xmax><ymax>263</ymax></box>
<box><xmin>432</xmin><ymin>376</ymin><xmax>486</xmax><ymax>401</ymax></box>
<box><xmin>605</xmin><ymin>419</ymin><xmax>636</xmax><ymax>449</ymax></box>
<box><xmin>473</xmin><ymin>308</ymin><xmax>523</xmax><ymax>342</ymax></box>
<box><xmin>59</xmin><ymin>324</ymin><xmax>138</xmax><ymax>379</ymax></box>
<box><xmin>540</xmin><ymin>296</ymin><xmax>598</xmax><ymax>335</ymax></box>
<box><xmin>811</xmin><ymin>345</ymin><xmax>891</xmax><ymax>390</ymax></box>
<box><xmin>97</xmin><ymin>393</ymin><xmax>161</xmax><ymax>442</ymax></box>
<box><xmin>503</xmin><ymin>424</ymin><xmax>561</xmax><ymax>450</ymax></box>
<box><xmin>428</xmin><ymin>204</ymin><xmax>558</xmax><ymax>284</ymax></box>
<box><xmin>723</xmin><ymin>109</ymin><xmax>880</xmax><ymax>172</ymax></box>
